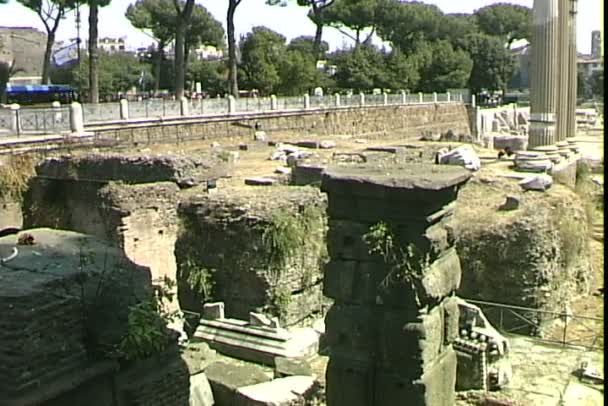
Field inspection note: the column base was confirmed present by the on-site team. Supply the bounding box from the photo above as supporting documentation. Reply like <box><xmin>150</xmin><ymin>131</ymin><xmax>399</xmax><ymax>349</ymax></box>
<box><xmin>528</xmin><ymin>121</ymin><xmax>556</xmax><ymax>149</ymax></box>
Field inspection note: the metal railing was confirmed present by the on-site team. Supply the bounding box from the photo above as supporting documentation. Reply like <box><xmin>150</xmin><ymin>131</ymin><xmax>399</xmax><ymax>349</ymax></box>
<box><xmin>465</xmin><ymin>298</ymin><xmax>603</xmax><ymax>350</ymax></box>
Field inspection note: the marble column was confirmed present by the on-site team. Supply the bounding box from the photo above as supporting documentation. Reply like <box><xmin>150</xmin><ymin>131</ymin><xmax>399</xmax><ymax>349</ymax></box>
<box><xmin>555</xmin><ymin>0</ymin><xmax>570</xmax><ymax>142</ymax></box>
<box><xmin>566</xmin><ymin>0</ymin><xmax>578</xmax><ymax>138</ymax></box>
<box><xmin>529</xmin><ymin>0</ymin><xmax>559</xmax><ymax>149</ymax></box>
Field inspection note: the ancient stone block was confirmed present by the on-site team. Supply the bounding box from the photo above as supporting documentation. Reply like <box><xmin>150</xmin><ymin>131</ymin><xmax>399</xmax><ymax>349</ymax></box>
<box><xmin>418</xmin><ymin>248</ymin><xmax>462</xmax><ymax>305</ymax></box>
<box><xmin>176</xmin><ymin>187</ymin><xmax>327</xmax><ymax>326</ymax></box>
<box><xmin>190</xmin><ymin>372</ymin><xmax>214</xmax><ymax>406</ymax></box>
<box><xmin>291</xmin><ymin>162</ymin><xmax>325</xmax><ymax>186</ymax></box>
<box><xmin>376</xmin><ymin>306</ymin><xmax>444</xmax><ymax>377</ymax></box>
<box><xmin>325</xmin><ymin>359</ymin><xmax>372</xmax><ymax>406</ymax></box>
<box><xmin>374</xmin><ymin>349</ymin><xmax>457</xmax><ymax>406</ymax></box>
<box><xmin>327</xmin><ymin>219</ymin><xmax>453</xmax><ymax>264</ymax></box>
<box><xmin>35</xmin><ymin>153</ymin><xmax>230</xmax><ymax>188</ymax></box>
<box><xmin>234</xmin><ymin>375</ymin><xmax>316</xmax><ymax>406</ymax></box>
<box><xmin>274</xmin><ymin>356</ymin><xmax>313</xmax><ymax>378</ymax></box>
<box><xmin>443</xmin><ymin>296</ymin><xmax>460</xmax><ymax>345</ymax></box>
<box><xmin>323</xmin><ymin>260</ymin><xmax>390</xmax><ymax>305</ymax></box>
<box><xmin>321</xmin><ymin>165</ymin><xmax>471</xmax><ymax>206</ymax></box>
<box><xmin>205</xmin><ymin>362</ymin><xmax>271</xmax><ymax>406</ymax></box>
<box><xmin>324</xmin><ymin>304</ymin><xmax>376</xmax><ymax>361</ymax></box>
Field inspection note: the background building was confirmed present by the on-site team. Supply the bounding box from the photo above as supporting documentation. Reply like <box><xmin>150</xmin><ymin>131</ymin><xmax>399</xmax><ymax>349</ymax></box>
<box><xmin>0</xmin><ymin>26</ymin><xmax>46</xmax><ymax>85</ymax></box>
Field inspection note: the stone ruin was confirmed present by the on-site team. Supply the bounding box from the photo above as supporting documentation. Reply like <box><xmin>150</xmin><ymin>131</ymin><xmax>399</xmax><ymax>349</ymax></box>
<box><xmin>0</xmin><ymin>228</ymin><xmax>189</xmax><ymax>406</ymax></box>
<box><xmin>320</xmin><ymin>164</ymin><xmax>471</xmax><ymax>405</ymax></box>
<box><xmin>22</xmin><ymin>153</ymin><xmax>230</xmax><ymax>297</ymax></box>
<box><xmin>176</xmin><ymin>186</ymin><xmax>328</xmax><ymax>327</ymax></box>
<box><xmin>292</xmin><ymin>145</ymin><xmax>451</xmax><ymax>186</ymax></box>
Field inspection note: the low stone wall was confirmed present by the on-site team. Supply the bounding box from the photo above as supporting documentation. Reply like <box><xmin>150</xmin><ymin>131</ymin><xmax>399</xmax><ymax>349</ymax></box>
<box><xmin>90</xmin><ymin>103</ymin><xmax>471</xmax><ymax>147</ymax></box>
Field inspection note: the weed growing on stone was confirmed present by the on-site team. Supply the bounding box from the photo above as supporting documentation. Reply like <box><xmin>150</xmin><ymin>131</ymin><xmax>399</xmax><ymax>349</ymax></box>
<box><xmin>183</xmin><ymin>258</ymin><xmax>216</xmax><ymax>301</ymax></box>
<box><xmin>0</xmin><ymin>154</ymin><xmax>36</xmax><ymax>202</ymax></box>
<box><xmin>269</xmin><ymin>284</ymin><xmax>292</xmax><ymax>322</ymax></box>
<box><xmin>363</xmin><ymin>222</ymin><xmax>432</xmax><ymax>306</ymax></box>
<box><xmin>262</xmin><ymin>204</ymin><xmax>326</xmax><ymax>321</ymax></box>
<box><xmin>74</xmin><ymin>239</ymin><xmax>174</xmax><ymax>362</ymax></box>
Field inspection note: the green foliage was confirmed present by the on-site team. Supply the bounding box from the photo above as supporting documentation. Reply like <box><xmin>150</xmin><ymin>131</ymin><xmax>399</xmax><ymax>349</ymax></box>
<box><xmin>375</xmin><ymin>0</ymin><xmax>444</xmax><ymax>55</ymax></box>
<box><xmin>463</xmin><ymin>32</ymin><xmax>516</xmax><ymax>94</ymax></box>
<box><xmin>262</xmin><ymin>204</ymin><xmax>325</xmax><ymax>277</ymax></box>
<box><xmin>187</xmin><ymin>263</ymin><xmax>215</xmax><ymax>300</ymax></box>
<box><xmin>363</xmin><ymin>222</ymin><xmax>432</xmax><ymax>306</ymax></box>
<box><xmin>187</xmin><ymin>59</ymin><xmax>228</xmax><ymax>96</ymax></box>
<box><xmin>116</xmin><ymin>299</ymin><xmax>171</xmax><ymax>361</ymax></box>
<box><xmin>320</xmin><ymin>0</ymin><xmax>381</xmax><ymax>46</ymax></box>
<box><xmin>287</xmin><ymin>35</ymin><xmax>329</xmax><ymax>59</ymax></box>
<box><xmin>239</xmin><ymin>26</ymin><xmax>287</xmax><ymax>95</ymax></box>
<box><xmin>474</xmin><ymin>3</ymin><xmax>532</xmax><ymax>46</ymax></box>
<box><xmin>279</xmin><ymin>49</ymin><xmax>332</xmax><ymax>95</ymax></box>
<box><xmin>51</xmin><ymin>50</ymin><xmax>153</xmax><ymax>99</ymax></box>
<box><xmin>416</xmin><ymin>40</ymin><xmax>473</xmax><ymax>92</ymax></box>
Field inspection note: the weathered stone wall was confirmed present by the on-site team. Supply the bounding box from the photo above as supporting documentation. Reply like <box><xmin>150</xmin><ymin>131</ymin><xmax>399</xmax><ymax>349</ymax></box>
<box><xmin>0</xmin><ymin>199</ymin><xmax>22</xmax><ymax>231</ymax></box>
<box><xmin>176</xmin><ymin>186</ymin><xmax>328</xmax><ymax>327</ymax></box>
<box><xmin>91</xmin><ymin>103</ymin><xmax>471</xmax><ymax>146</ymax></box>
<box><xmin>0</xmin><ymin>228</ymin><xmax>152</xmax><ymax>405</ymax></box>
<box><xmin>451</xmin><ymin>176</ymin><xmax>591</xmax><ymax>332</ymax></box>
<box><xmin>114</xmin><ymin>350</ymin><xmax>190</xmax><ymax>406</ymax></box>
<box><xmin>21</xmin><ymin>154</ymin><xmax>229</xmax><ymax>288</ymax></box>
<box><xmin>321</xmin><ymin>165</ymin><xmax>471</xmax><ymax>406</ymax></box>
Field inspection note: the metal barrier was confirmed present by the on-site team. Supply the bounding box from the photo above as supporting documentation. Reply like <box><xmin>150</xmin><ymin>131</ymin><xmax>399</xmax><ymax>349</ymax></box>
<box><xmin>465</xmin><ymin>298</ymin><xmax>603</xmax><ymax>350</ymax></box>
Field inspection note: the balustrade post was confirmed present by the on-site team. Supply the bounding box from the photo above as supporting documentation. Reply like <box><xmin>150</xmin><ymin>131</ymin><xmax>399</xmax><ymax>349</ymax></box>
<box><xmin>471</xmin><ymin>94</ymin><xmax>476</xmax><ymax>108</ymax></box>
<box><xmin>271</xmin><ymin>95</ymin><xmax>278</xmax><ymax>110</ymax></box>
<box><xmin>433</xmin><ymin>92</ymin><xmax>438</xmax><ymax>103</ymax></box>
<box><xmin>52</xmin><ymin>101</ymin><xmax>61</xmax><ymax>131</ymax></box>
<box><xmin>359</xmin><ymin>92</ymin><xmax>365</xmax><ymax>107</ymax></box>
<box><xmin>304</xmin><ymin>94</ymin><xmax>310</xmax><ymax>109</ymax></box>
<box><xmin>70</xmin><ymin>102</ymin><xmax>84</xmax><ymax>133</ymax></box>
<box><xmin>228</xmin><ymin>95</ymin><xmax>236</xmax><ymax>114</ymax></box>
<box><xmin>180</xmin><ymin>96</ymin><xmax>189</xmax><ymax>116</ymax></box>
<box><xmin>9</xmin><ymin>104</ymin><xmax>20</xmax><ymax>136</ymax></box>
<box><xmin>446</xmin><ymin>92</ymin><xmax>451</xmax><ymax>102</ymax></box>
<box><xmin>401</xmin><ymin>90</ymin><xmax>407</xmax><ymax>104</ymax></box>
<box><xmin>334</xmin><ymin>93</ymin><xmax>341</xmax><ymax>107</ymax></box>
<box><xmin>119</xmin><ymin>98</ymin><xmax>129</xmax><ymax>120</ymax></box>
<box><xmin>418</xmin><ymin>92</ymin><xmax>423</xmax><ymax>103</ymax></box>
<box><xmin>383</xmin><ymin>92</ymin><xmax>388</xmax><ymax>105</ymax></box>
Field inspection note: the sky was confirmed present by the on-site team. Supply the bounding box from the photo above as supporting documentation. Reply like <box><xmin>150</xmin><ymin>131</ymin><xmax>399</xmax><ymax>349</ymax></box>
<box><xmin>0</xmin><ymin>0</ymin><xmax>602</xmax><ymax>54</ymax></box>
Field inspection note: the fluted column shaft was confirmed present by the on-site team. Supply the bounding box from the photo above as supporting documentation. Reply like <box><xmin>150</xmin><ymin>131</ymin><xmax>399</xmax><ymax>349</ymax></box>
<box><xmin>566</xmin><ymin>0</ymin><xmax>578</xmax><ymax>138</ymax></box>
<box><xmin>529</xmin><ymin>0</ymin><xmax>559</xmax><ymax>149</ymax></box>
<box><xmin>555</xmin><ymin>0</ymin><xmax>570</xmax><ymax>142</ymax></box>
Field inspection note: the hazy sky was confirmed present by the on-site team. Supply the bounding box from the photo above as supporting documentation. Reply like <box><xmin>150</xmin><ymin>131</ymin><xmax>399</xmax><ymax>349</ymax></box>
<box><xmin>0</xmin><ymin>0</ymin><xmax>602</xmax><ymax>53</ymax></box>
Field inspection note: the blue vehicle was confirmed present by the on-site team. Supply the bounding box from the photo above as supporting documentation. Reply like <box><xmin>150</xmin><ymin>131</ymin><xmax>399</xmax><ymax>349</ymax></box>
<box><xmin>5</xmin><ymin>84</ymin><xmax>78</xmax><ymax>106</ymax></box>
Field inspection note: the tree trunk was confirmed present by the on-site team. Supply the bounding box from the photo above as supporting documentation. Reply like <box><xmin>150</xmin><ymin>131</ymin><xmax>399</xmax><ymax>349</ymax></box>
<box><xmin>88</xmin><ymin>2</ymin><xmax>99</xmax><ymax>103</ymax></box>
<box><xmin>174</xmin><ymin>19</ymin><xmax>186</xmax><ymax>99</ymax></box>
<box><xmin>183</xmin><ymin>41</ymin><xmax>190</xmax><ymax>92</ymax></box>
<box><xmin>0</xmin><ymin>61</ymin><xmax>9</xmax><ymax>104</ymax></box>
<box><xmin>313</xmin><ymin>22</ymin><xmax>324</xmax><ymax>61</ymax></box>
<box><xmin>42</xmin><ymin>33</ymin><xmax>55</xmax><ymax>85</ymax></box>
<box><xmin>174</xmin><ymin>0</ymin><xmax>194</xmax><ymax>99</ymax></box>
<box><xmin>154</xmin><ymin>41</ymin><xmax>164</xmax><ymax>94</ymax></box>
<box><xmin>227</xmin><ymin>0</ymin><xmax>239</xmax><ymax>97</ymax></box>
